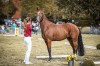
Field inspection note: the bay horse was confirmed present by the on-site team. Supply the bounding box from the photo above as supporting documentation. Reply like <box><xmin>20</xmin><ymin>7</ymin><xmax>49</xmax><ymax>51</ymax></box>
<box><xmin>36</xmin><ymin>10</ymin><xmax>84</xmax><ymax>61</ymax></box>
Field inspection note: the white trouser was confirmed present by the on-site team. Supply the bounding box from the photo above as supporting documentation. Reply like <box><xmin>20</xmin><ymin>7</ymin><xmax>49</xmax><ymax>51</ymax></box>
<box><xmin>24</xmin><ymin>37</ymin><xmax>32</xmax><ymax>63</ymax></box>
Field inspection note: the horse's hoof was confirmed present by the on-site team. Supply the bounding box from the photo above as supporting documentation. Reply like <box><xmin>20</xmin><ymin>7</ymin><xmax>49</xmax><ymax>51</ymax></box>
<box><xmin>48</xmin><ymin>59</ymin><xmax>51</xmax><ymax>61</ymax></box>
<box><xmin>47</xmin><ymin>60</ymin><xmax>51</xmax><ymax>62</ymax></box>
<box><xmin>48</xmin><ymin>58</ymin><xmax>52</xmax><ymax>62</ymax></box>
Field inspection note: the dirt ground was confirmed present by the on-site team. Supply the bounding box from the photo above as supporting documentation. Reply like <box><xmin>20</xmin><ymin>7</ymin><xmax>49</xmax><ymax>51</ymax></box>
<box><xmin>0</xmin><ymin>33</ymin><xmax>100</xmax><ymax>66</ymax></box>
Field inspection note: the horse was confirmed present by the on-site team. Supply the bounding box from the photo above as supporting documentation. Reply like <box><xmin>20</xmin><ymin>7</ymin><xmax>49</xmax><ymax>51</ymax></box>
<box><xmin>36</xmin><ymin>10</ymin><xmax>84</xmax><ymax>61</ymax></box>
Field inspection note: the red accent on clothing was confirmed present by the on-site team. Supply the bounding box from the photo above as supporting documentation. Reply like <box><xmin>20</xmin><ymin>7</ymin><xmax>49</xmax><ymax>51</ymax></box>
<box><xmin>24</xmin><ymin>24</ymin><xmax>32</xmax><ymax>37</ymax></box>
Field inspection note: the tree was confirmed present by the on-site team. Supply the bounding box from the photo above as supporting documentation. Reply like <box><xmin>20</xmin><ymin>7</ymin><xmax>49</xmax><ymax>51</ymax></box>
<box><xmin>79</xmin><ymin>0</ymin><xmax>100</xmax><ymax>26</ymax></box>
<box><xmin>57</xmin><ymin>0</ymin><xmax>100</xmax><ymax>26</ymax></box>
<box><xmin>2</xmin><ymin>2</ymin><xmax>16</xmax><ymax>18</ymax></box>
<box><xmin>57</xmin><ymin>0</ymin><xmax>87</xmax><ymax>19</ymax></box>
<box><xmin>21</xmin><ymin>0</ymin><xmax>58</xmax><ymax>20</ymax></box>
<box><xmin>21</xmin><ymin>0</ymin><xmax>44</xmax><ymax>18</ymax></box>
<box><xmin>0</xmin><ymin>0</ymin><xmax>16</xmax><ymax>19</ymax></box>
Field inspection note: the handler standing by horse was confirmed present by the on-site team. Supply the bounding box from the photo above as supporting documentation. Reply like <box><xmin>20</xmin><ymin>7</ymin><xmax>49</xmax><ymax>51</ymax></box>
<box><xmin>23</xmin><ymin>18</ymin><xmax>32</xmax><ymax>64</ymax></box>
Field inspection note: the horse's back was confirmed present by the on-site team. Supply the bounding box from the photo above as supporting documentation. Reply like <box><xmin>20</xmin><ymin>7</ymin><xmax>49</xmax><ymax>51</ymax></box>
<box><xmin>55</xmin><ymin>23</ymin><xmax>79</xmax><ymax>34</ymax></box>
<box><xmin>65</xmin><ymin>23</ymin><xmax>79</xmax><ymax>31</ymax></box>
<box><xmin>65</xmin><ymin>23</ymin><xmax>79</xmax><ymax>38</ymax></box>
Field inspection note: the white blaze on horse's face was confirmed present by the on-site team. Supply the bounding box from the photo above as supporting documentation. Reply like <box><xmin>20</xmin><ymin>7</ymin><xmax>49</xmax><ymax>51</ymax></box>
<box><xmin>36</xmin><ymin>11</ymin><xmax>42</xmax><ymax>22</ymax></box>
<box><xmin>37</xmin><ymin>16</ymin><xmax>41</xmax><ymax>22</ymax></box>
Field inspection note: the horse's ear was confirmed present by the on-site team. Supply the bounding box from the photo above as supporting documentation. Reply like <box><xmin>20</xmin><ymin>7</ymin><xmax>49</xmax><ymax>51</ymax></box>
<box><xmin>37</xmin><ymin>7</ymin><xmax>39</xmax><ymax>11</ymax></box>
<box><xmin>37</xmin><ymin>7</ymin><xmax>41</xmax><ymax>12</ymax></box>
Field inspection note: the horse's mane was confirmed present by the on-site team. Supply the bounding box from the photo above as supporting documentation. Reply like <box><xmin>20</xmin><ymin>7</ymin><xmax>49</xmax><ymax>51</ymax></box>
<box><xmin>40</xmin><ymin>11</ymin><xmax>55</xmax><ymax>25</ymax></box>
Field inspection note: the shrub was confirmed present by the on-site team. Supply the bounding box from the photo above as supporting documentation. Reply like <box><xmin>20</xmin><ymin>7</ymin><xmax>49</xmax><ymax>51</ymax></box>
<box><xmin>96</xmin><ymin>43</ymin><xmax>100</xmax><ymax>50</ymax></box>
<box><xmin>82</xmin><ymin>59</ymin><xmax>95</xmax><ymax>66</ymax></box>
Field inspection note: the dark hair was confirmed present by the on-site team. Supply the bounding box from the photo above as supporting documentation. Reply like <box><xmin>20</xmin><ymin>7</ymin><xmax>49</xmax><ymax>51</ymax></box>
<box><xmin>25</xmin><ymin>17</ymin><xmax>31</xmax><ymax>22</ymax></box>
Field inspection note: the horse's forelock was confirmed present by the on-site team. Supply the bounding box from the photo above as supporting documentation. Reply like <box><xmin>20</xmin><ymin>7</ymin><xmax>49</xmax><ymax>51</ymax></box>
<box><xmin>37</xmin><ymin>10</ymin><xmax>44</xmax><ymax>16</ymax></box>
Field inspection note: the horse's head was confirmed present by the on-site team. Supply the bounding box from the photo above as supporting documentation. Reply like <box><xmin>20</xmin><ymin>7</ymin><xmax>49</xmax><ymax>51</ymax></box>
<box><xmin>36</xmin><ymin>10</ymin><xmax>44</xmax><ymax>22</ymax></box>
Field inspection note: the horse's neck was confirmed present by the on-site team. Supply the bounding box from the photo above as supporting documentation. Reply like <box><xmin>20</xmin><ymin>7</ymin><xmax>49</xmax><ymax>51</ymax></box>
<box><xmin>40</xmin><ymin>16</ymin><xmax>51</xmax><ymax>30</ymax></box>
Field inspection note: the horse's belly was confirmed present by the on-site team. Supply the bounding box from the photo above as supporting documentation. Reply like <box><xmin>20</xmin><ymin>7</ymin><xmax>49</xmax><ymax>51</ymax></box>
<box><xmin>52</xmin><ymin>34</ymin><xmax>67</xmax><ymax>41</ymax></box>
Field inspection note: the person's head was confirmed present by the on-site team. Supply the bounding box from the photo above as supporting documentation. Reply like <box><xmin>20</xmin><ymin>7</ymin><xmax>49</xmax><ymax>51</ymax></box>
<box><xmin>24</xmin><ymin>18</ymin><xmax>31</xmax><ymax>30</ymax></box>
<box><xmin>25</xmin><ymin>17</ymin><xmax>31</xmax><ymax>24</ymax></box>
<box><xmin>12</xmin><ymin>20</ymin><xmax>16</xmax><ymax>24</ymax></box>
<box><xmin>27</xmin><ymin>20</ymin><xmax>31</xmax><ymax>24</ymax></box>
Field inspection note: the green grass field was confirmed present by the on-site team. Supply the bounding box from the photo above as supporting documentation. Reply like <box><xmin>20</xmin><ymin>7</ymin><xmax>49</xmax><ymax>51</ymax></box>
<box><xmin>0</xmin><ymin>33</ymin><xmax>100</xmax><ymax>66</ymax></box>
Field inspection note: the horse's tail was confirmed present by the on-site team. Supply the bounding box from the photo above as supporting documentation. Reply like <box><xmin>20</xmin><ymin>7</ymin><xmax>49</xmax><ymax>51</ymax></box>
<box><xmin>77</xmin><ymin>29</ymin><xmax>85</xmax><ymax>56</ymax></box>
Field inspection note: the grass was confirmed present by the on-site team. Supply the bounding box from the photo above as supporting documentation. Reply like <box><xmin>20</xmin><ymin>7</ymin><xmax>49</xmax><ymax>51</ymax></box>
<box><xmin>0</xmin><ymin>33</ymin><xmax>100</xmax><ymax>66</ymax></box>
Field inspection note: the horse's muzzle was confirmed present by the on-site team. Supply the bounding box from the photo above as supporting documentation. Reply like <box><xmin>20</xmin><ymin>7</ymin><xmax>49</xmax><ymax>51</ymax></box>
<box><xmin>36</xmin><ymin>16</ymin><xmax>41</xmax><ymax>22</ymax></box>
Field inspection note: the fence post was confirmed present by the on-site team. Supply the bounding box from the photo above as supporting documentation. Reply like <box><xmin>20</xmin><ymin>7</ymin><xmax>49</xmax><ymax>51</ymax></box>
<box><xmin>68</xmin><ymin>59</ymin><xmax>74</xmax><ymax>66</ymax></box>
<box><xmin>15</xmin><ymin>27</ymin><xmax>19</xmax><ymax>36</ymax></box>
<box><xmin>66</xmin><ymin>55</ymin><xmax>76</xmax><ymax>66</ymax></box>
<box><xmin>79</xmin><ymin>61</ymin><xmax>83</xmax><ymax>66</ymax></box>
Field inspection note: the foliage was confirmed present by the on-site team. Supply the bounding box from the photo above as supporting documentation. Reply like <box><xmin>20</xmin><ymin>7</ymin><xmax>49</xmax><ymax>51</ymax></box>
<box><xmin>21</xmin><ymin>0</ymin><xmax>58</xmax><ymax>19</ymax></box>
<box><xmin>2</xmin><ymin>2</ymin><xmax>16</xmax><ymax>18</ymax></box>
<box><xmin>82</xmin><ymin>59</ymin><xmax>95</xmax><ymax>66</ymax></box>
<box><xmin>76</xmin><ymin>20</ymin><xmax>95</xmax><ymax>26</ymax></box>
<box><xmin>0</xmin><ymin>0</ymin><xmax>16</xmax><ymax>19</ymax></box>
<box><xmin>57</xmin><ymin>0</ymin><xmax>83</xmax><ymax>19</ymax></box>
<box><xmin>0</xmin><ymin>0</ymin><xmax>100</xmax><ymax>26</ymax></box>
<box><xmin>96</xmin><ymin>43</ymin><xmax>100</xmax><ymax>50</ymax></box>
<box><xmin>79</xmin><ymin>0</ymin><xmax>100</xmax><ymax>18</ymax></box>
<box><xmin>0</xmin><ymin>0</ymin><xmax>7</xmax><ymax>18</ymax></box>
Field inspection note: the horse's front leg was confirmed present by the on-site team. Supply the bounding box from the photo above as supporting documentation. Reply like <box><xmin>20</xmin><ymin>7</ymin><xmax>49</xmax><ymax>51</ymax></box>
<box><xmin>44</xmin><ymin>39</ymin><xmax>52</xmax><ymax>61</ymax></box>
<box><xmin>47</xmin><ymin>47</ymin><xmax>51</xmax><ymax>61</ymax></box>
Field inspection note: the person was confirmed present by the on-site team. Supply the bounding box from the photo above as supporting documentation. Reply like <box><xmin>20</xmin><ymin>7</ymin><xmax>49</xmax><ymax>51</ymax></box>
<box><xmin>11</xmin><ymin>20</ymin><xmax>17</xmax><ymax>34</ymax></box>
<box><xmin>4</xmin><ymin>25</ymin><xmax>9</xmax><ymax>33</ymax></box>
<box><xmin>23</xmin><ymin>18</ymin><xmax>32</xmax><ymax>64</ymax></box>
<box><xmin>0</xmin><ymin>25</ymin><xmax>2</xmax><ymax>33</ymax></box>
<box><xmin>90</xmin><ymin>23</ymin><xmax>95</xmax><ymax>34</ymax></box>
<box><xmin>20</xmin><ymin>22</ymin><xmax>24</xmax><ymax>34</ymax></box>
<box><xmin>1</xmin><ymin>24</ymin><xmax>5</xmax><ymax>34</ymax></box>
<box><xmin>32</xmin><ymin>21</ymin><xmax>39</xmax><ymax>35</ymax></box>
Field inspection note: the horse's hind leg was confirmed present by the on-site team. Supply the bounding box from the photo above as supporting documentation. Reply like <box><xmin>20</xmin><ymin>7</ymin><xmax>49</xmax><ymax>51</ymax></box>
<box><xmin>44</xmin><ymin>39</ymin><xmax>52</xmax><ymax>61</ymax></box>
<box><xmin>67</xmin><ymin>38</ymin><xmax>77</xmax><ymax>56</ymax></box>
<box><xmin>72</xmin><ymin>38</ymin><xmax>78</xmax><ymax>58</ymax></box>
